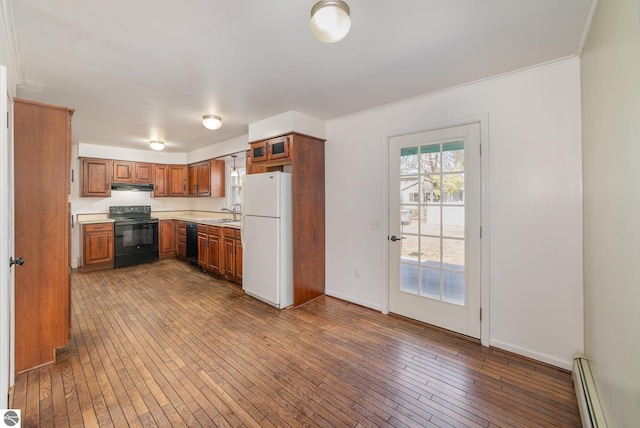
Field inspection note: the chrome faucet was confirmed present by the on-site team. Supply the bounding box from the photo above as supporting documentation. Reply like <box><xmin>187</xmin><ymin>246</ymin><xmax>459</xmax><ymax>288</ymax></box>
<box><xmin>222</xmin><ymin>203</ymin><xmax>241</xmax><ymax>222</ymax></box>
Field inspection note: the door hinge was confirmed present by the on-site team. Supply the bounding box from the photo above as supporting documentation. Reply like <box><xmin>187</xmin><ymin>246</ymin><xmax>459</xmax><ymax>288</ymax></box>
<box><xmin>480</xmin><ymin>308</ymin><xmax>482</xmax><ymax>321</ymax></box>
<box><xmin>480</xmin><ymin>227</ymin><xmax>482</xmax><ymax>238</ymax></box>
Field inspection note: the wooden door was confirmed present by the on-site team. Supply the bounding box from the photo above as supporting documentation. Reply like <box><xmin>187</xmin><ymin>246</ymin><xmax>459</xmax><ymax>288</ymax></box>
<box><xmin>234</xmin><ymin>236</ymin><xmax>243</xmax><ymax>280</ymax></box>
<box><xmin>134</xmin><ymin>162</ymin><xmax>153</xmax><ymax>183</ymax></box>
<box><xmin>83</xmin><ymin>224</ymin><xmax>114</xmax><ymax>265</ymax></box>
<box><xmin>188</xmin><ymin>165</ymin><xmax>197</xmax><ymax>196</ymax></box>
<box><xmin>210</xmin><ymin>159</ymin><xmax>225</xmax><ymax>197</ymax></box>
<box><xmin>81</xmin><ymin>158</ymin><xmax>111</xmax><ymax>197</ymax></box>
<box><xmin>112</xmin><ymin>161</ymin><xmax>133</xmax><ymax>182</ymax></box>
<box><xmin>224</xmin><ymin>235</ymin><xmax>235</xmax><ymax>277</ymax></box>
<box><xmin>158</xmin><ymin>220</ymin><xmax>175</xmax><ymax>258</ymax></box>
<box><xmin>14</xmin><ymin>98</ymin><xmax>74</xmax><ymax>373</ymax></box>
<box><xmin>196</xmin><ymin>162</ymin><xmax>211</xmax><ymax>196</ymax></box>
<box><xmin>208</xmin><ymin>234</ymin><xmax>222</xmax><ymax>274</ymax></box>
<box><xmin>169</xmin><ymin>165</ymin><xmax>188</xmax><ymax>196</ymax></box>
<box><xmin>197</xmin><ymin>229</ymin><xmax>209</xmax><ymax>268</ymax></box>
<box><xmin>153</xmin><ymin>164</ymin><xmax>169</xmax><ymax>197</ymax></box>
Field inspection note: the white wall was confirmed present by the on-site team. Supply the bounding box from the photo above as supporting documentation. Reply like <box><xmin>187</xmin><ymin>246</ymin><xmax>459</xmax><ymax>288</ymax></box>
<box><xmin>581</xmin><ymin>0</ymin><xmax>640</xmax><ymax>425</ymax></box>
<box><xmin>325</xmin><ymin>59</ymin><xmax>583</xmax><ymax>369</ymax></box>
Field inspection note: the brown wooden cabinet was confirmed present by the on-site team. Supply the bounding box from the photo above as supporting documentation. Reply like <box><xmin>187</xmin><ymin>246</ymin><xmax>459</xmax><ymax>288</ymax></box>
<box><xmin>208</xmin><ymin>228</ymin><xmax>223</xmax><ymax>274</ymax></box>
<box><xmin>187</xmin><ymin>159</ymin><xmax>225</xmax><ymax>197</ymax></box>
<box><xmin>210</xmin><ymin>159</ymin><xmax>226</xmax><ymax>198</ymax></box>
<box><xmin>246</xmin><ymin>149</ymin><xmax>268</xmax><ymax>174</ymax></box>
<box><xmin>247</xmin><ymin>132</ymin><xmax>325</xmax><ymax>306</ymax></box>
<box><xmin>249</xmin><ymin>135</ymin><xmax>291</xmax><ymax>164</ymax></box>
<box><xmin>169</xmin><ymin>165</ymin><xmax>188</xmax><ymax>197</ymax></box>
<box><xmin>176</xmin><ymin>221</ymin><xmax>187</xmax><ymax>260</ymax></box>
<box><xmin>188</xmin><ymin>161</ymin><xmax>211</xmax><ymax>196</ymax></box>
<box><xmin>197</xmin><ymin>225</ymin><xmax>209</xmax><ymax>268</ymax></box>
<box><xmin>80</xmin><ymin>157</ymin><xmax>112</xmax><ymax>197</ymax></box>
<box><xmin>153</xmin><ymin>164</ymin><xmax>188</xmax><ymax>197</ymax></box>
<box><xmin>196</xmin><ymin>225</ymin><xmax>224</xmax><ymax>277</ymax></box>
<box><xmin>153</xmin><ymin>164</ymin><xmax>169</xmax><ymax>197</ymax></box>
<box><xmin>80</xmin><ymin>223</ymin><xmax>114</xmax><ymax>271</ymax></box>
<box><xmin>158</xmin><ymin>220</ymin><xmax>176</xmax><ymax>259</ymax></box>
<box><xmin>113</xmin><ymin>160</ymin><xmax>153</xmax><ymax>183</ymax></box>
<box><xmin>14</xmin><ymin>98</ymin><xmax>75</xmax><ymax>373</ymax></box>
<box><xmin>223</xmin><ymin>228</ymin><xmax>242</xmax><ymax>285</ymax></box>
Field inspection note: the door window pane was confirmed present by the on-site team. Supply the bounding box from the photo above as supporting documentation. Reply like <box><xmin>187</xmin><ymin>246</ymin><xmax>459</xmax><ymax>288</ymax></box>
<box><xmin>397</xmin><ymin>139</ymin><xmax>467</xmax><ymax>306</ymax></box>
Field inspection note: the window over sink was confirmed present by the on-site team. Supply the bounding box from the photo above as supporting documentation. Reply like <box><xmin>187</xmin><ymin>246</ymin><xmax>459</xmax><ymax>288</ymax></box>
<box><xmin>227</xmin><ymin>154</ymin><xmax>246</xmax><ymax>209</ymax></box>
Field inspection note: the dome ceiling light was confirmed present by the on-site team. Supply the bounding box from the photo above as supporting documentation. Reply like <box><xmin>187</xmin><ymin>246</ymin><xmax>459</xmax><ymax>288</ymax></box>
<box><xmin>202</xmin><ymin>115</ymin><xmax>222</xmax><ymax>130</ymax></box>
<box><xmin>310</xmin><ymin>0</ymin><xmax>351</xmax><ymax>43</ymax></box>
<box><xmin>149</xmin><ymin>140</ymin><xmax>164</xmax><ymax>151</ymax></box>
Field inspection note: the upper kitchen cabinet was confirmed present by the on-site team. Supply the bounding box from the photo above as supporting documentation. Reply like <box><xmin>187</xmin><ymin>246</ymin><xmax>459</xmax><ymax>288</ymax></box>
<box><xmin>249</xmin><ymin>135</ymin><xmax>291</xmax><ymax>165</ymax></box>
<box><xmin>210</xmin><ymin>159</ymin><xmax>225</xmax><ymax>198</ymax></box>
<box><xmin>153</xmin><ymin>164</ymin><xmax>169</xmax><ymax>197</ymax></box>
<box><xmin>80</xmin><ymin>157</ymin><xmax>112</xmax><ymax>197</ymax></box>
<box><xmin>247</xmin><ymin>132</ymin><xmax>326</xmax><ymax>307</ymax></box>
<box><xmin>14</xmin><ymin>98</ymin><xmax>74</xmax><ymax>373</ymax></box>
<box><xmin>169</xmin><ymin>165</ymin><xmax>188</xmax><ymax>197</ymax></box>
<box><xmin>154</xmin><ymin>164</ymin><xmax>188</xmax><ymax>198</ymax></box>
<box><xmin>113</xmin><ymin>161</ymin><xmax>153</xmax><ymax>183</ymax></box>
<box><xmin>246</xmin><ymin>149</ymin><xmax>268</xmax><ymax>175</ymax></box>
<box><xmin>188</xmin><ymin>159</ymin><xmax>225</xmax><ymax>197</ymax></box>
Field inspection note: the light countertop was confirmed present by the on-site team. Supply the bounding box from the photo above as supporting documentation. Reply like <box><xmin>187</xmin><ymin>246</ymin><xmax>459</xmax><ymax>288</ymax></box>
<box><xmin>76</xmin><ymin>211</ymin><xmax>241</xmax><ymax>229</ymax></box>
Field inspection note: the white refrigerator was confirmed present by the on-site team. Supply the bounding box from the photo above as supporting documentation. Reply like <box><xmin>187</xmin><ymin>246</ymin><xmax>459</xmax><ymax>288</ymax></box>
<box><xmin>241</xmin><ymin>171</ymin><xmax>293</xmax><ymax>308</ymax></box>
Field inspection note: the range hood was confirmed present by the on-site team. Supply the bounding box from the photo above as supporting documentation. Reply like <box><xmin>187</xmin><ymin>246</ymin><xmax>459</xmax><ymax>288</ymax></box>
<box><xmin>111</xmin><ymin>182</ymin><xmax>154</xmax><ymax>192</ymax></box>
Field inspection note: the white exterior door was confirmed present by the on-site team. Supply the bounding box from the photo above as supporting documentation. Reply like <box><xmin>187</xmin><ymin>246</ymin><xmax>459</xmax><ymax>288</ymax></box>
<box><xmin>389</xmin><ymin>123</ymin><xmax>481</xmax><ymax>338</ymax></box>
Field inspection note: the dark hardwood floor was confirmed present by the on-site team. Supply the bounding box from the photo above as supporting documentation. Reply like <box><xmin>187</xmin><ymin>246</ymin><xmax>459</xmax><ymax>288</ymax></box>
<box><xmin>10</xmin><ymin>259</ymin><xmax>581</xmax><ymax>427</ymax></box>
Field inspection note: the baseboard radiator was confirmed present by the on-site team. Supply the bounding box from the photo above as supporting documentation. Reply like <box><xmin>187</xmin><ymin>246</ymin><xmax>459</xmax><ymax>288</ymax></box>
<box><xmin>573</xmin><ymin>354</ymin><xmax>608</xmax><ymax>428</ymax></box>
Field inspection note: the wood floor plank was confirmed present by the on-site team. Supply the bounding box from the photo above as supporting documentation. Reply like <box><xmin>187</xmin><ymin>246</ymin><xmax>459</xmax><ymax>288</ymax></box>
<box><xmin>9</xmin><ymin>259</ymin><xmax>581</xmax><ymax>427</ymax></box>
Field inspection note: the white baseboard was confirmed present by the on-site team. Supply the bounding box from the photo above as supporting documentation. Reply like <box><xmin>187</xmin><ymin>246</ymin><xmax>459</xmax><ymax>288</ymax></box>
<box><xmin>490</xmin><ymin>339</ymin><xmax>573</xmax><ymax>371</ymax></box>
<box><xmin>71</xmin><ymin>257</ymin><xmax>79</xmax><ymax>269</ymax></box>
<box><xmin>324</xmin><ymin>291</ymin><xmax>382</xmax><ymax>312</ymax></box>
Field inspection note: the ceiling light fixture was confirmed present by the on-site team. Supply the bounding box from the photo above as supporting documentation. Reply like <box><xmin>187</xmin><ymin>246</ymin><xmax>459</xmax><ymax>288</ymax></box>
<box><xmin>310</xmin><ymin>0</ymin><xmax>351</xmax><ymax>43</ymax></box>
<box><xmin>149</xmin><ymin>140</ymin><xmax>165</xmax><ymax>151</ymax></box>
<box><xmin>230</xmin><ymin>154</ymin><xmax>238</xmax><ymax>177</ymax></box>
<box><xmin>202</xmin><ymin>114</ymin><xmax>222</xmax><ymax>130</ymax></box>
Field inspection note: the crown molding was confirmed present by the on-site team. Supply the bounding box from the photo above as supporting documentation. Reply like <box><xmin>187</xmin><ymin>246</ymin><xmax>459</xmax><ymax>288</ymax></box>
<box><xmin>1</xmin><ymin>0</ymin><xmax>23</xmax><ymax>95</ymax></box>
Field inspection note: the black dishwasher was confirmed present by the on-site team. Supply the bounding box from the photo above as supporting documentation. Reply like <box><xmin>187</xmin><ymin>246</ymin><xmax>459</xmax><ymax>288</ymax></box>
<box><xmin>186</xmin><ymin>222</ymin><xmax>198</xmax><ymax>266</ymax></box>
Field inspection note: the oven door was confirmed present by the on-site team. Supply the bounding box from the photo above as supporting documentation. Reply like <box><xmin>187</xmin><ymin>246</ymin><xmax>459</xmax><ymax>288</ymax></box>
<box><xmin>113</xmin><ymin>219</ymin><xmax>158</xmax><ymax>256</ymax></box>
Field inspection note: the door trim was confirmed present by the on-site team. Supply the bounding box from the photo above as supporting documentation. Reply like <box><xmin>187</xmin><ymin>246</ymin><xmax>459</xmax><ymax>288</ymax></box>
<box><xmin>381</xmin><ymin>115</ymin><xmax>491</xmax><ymax>346</ymax></box>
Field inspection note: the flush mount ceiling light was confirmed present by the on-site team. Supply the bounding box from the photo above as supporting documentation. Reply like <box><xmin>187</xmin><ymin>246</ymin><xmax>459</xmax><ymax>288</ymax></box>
<box><xmin>149</xmin><ymin>140</ymin><xmax>164</xmax><ymax>151</ymax></box>
<box><xmin>202</xmin><ymin>115</ymin><xmax>222</xmax><ymax>130</ymax></box>
<box><xmin>310</xmin><ymin>0</ymin><xmax>351</xmax><ymax>43</ymax></box>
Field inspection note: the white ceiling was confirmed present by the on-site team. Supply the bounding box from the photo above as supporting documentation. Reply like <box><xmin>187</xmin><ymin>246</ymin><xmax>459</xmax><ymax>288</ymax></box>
<box><xmin>11</xmin><ymin>0</ymin><xmax>594</xmax><ymax>153</ymax></box>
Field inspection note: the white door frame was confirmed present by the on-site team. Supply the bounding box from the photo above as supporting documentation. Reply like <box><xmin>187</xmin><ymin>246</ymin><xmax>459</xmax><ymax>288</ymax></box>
<box><xmin>0</xmin><ymin>65</ymin><xmax>11</xmax><ymax>407</ymax></box>
<box><xmin>381</xmin><ymin>115</ymin><xmax>491</xmax><ymax>346</ymax></box>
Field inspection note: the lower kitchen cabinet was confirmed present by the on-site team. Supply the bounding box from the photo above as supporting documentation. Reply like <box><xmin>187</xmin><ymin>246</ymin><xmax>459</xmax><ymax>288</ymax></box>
<box><xmin>176</xmin><ymin>221</ymin><xmax>187</xmax><ymax>260</ymax></box>
<box><xmin>80</xmin><ymin>222</ymin><xmax>114</xmax><ymax>272</ymax></box>
<box><xmin>207</xmin><ymin>227</ymin><xmax>223</xmax><ymax>274</ymax></box>
<box><xmin>224</xmin><ymin>228</ymin><xmax>242</xmax><ymax>285</ymax></box>
<box><xmin>158</xmin><ymin>220</ymin><xmax>176</xmax><ymax>259</ymax></box>
<box><xmin>192</xmin><ymin>224</ymin><xmax>241</xmax><ymax>284</ymax></box>
<box><xmin>197</xmin><ymin>225</ymin><xmax>224</xmax><ymax>277</ymax></box>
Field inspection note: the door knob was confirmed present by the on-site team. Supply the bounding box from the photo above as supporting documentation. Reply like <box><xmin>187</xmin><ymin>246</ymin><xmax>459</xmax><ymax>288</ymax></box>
<box><xmin>389</xmin><ymin>235</ymin><xmax>406</xmax><ymax>242</ymax></box>
<box><xmin>9</xmin><ymin>257</ymin><xmax>25</xmax><ymax>267</ymax></box>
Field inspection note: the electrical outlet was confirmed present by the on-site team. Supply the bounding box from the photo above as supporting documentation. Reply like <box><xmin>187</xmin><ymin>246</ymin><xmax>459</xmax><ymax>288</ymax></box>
<box><xmin>370</xmin><ymin>218</ymin><xmax>380</xmax><ymax>230</ymax></box>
